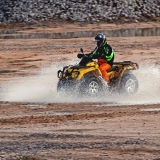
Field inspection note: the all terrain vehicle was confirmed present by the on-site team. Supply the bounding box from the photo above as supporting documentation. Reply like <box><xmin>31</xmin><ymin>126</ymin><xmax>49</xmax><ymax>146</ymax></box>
<box><xmin>57</xmin><ymin>48</ymin><xmax>139</xmax><ymax>97</ymax></box>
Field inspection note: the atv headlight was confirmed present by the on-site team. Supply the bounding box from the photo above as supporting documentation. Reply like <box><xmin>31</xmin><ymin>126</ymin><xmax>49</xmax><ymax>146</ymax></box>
<box><xmin>74</xmin><ymin>71</ymin><xmax>80</xmax><ymax>78</ymax></box>
<box><xmin>57</xmin><ymin>70</ymin><xmax>63</xmax><ymax>78</ymax></box>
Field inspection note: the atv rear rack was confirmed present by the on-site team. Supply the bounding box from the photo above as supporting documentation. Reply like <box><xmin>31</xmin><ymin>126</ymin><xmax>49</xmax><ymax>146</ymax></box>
<box><xmin>114</xmin><ymin>61</ymin><xmax>139</xmax><ymax>69</ymax></box>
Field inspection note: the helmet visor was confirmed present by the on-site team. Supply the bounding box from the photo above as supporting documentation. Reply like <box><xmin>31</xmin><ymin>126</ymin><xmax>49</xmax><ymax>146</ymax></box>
<box><xmin>97</xmin><ymin>41</ymin><xmax>101</xmax><ymax>47</ymax></box>
<box><xmin>94</xmin><ymin>38</ymin><xmax>100</xmax><ymax>42</ymax></box>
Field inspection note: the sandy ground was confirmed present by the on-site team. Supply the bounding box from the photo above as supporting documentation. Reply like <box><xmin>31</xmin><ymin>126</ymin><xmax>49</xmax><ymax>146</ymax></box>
<box><xmin>0</xmin><ymin>21</ymin><xmax>160</xmax><ymax>160</ymax></box>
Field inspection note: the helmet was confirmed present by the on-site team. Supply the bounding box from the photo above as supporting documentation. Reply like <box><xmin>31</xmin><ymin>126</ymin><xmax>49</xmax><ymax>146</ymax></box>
<box><xmin>94</xmin><ymin>33</ymin><xmax>106</xmax><ymax>47</ymax></box>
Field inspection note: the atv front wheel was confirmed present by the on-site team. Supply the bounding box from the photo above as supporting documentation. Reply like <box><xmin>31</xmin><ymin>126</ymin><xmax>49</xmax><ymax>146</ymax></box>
<box><xmin>79</xmin><ymin>76</ymin><xmax>104</xmax><ymax>97</ymax></box>
<box><xmin>57</xmin><ymin>80</ymin><xmax>73</xmax><ymax>97</ymax></box>
<box><xmin>57</xmin><ymin>80</ymin><xmax>66</xmax><ymax>97</ymax></box>
<box><xmin>120</xmin><ymin>74</ymin><xmax>138</xmax><ymax>95</ymax></box>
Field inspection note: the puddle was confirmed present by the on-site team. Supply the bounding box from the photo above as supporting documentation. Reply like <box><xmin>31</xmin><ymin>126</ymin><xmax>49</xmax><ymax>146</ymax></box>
<box><xmin>38</xmin><ymin>111</ymin><xmax>73</xmax><ymax>116</ymax></box>
<box><xmin>26</xmin><ymin>104</ymin><xmax>47</xmax><ymax>109</ymax></box>
<box><xmin>0</xmin><ymin>27</ymin><xmax>160</xmax><ymax>39</ymax></box>
<box><xmin>141</xmin><ymin>108</ymin><xmax>160</xmax><ymax>112</ymax></box>
<box><xmin>55</xmin><ymin>129</ymin><xmax>95</xmax><ymax>132</ymax></box>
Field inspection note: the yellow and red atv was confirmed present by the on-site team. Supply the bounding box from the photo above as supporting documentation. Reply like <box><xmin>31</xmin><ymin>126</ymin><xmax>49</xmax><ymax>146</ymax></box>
<box><xmin>57</xmin><ymin>49</ymin><xmax>139</xmax><ymax>97</ymax></box>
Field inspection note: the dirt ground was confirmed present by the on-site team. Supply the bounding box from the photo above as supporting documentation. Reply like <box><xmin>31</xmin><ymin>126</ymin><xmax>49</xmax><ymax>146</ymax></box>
<box><xmin>0</xmin><ymin>21</ymin><xmax>160</xmax><ymax>160</ymax></box>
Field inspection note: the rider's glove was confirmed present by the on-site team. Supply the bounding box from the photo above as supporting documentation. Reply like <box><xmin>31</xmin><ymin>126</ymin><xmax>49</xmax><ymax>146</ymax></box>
<box><xmin>77</xmin><ymin>53</ymin><xmax>84</xmax><ymax>59</ymax></box>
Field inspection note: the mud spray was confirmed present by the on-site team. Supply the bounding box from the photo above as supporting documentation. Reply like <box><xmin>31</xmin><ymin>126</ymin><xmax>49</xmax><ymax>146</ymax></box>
<box><xmin>1</xmin><ymin>60</ymin><xmax>160</xmax><ymax>105</ymax></box>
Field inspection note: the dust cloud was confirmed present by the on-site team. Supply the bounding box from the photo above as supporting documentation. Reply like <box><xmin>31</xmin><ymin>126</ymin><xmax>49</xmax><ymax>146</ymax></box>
<box><xmin>1</xmin><ymin>60</ymin><xmax>160</xmax><ymax>105</ymax></box>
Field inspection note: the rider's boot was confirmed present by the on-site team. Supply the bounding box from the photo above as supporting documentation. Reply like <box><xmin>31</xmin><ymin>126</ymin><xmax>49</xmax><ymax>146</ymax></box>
<box><xmin>103</xmin><ymin>79</ymin><xmax>110</xmax><ymax>89</ymax></box>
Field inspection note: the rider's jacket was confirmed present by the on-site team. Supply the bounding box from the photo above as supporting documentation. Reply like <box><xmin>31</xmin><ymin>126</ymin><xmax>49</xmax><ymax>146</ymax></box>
<box><xmin>87</xmin><ymin>41</ymin><xmax>114</xmax><ymax>66</ymax></box>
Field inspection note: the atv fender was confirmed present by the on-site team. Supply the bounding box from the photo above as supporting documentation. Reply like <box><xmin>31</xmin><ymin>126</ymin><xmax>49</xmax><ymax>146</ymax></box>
<box><xmin>86</xmin><ymin>69</ymin><xmax>102</xmax><ymax>77</ymax></box>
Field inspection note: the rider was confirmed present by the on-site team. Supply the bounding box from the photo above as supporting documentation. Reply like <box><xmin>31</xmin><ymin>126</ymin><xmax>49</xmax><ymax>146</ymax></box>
<box><xmin>78</xmin><ymin>33</ymin><xmax>114</xmax><ymax>83</ymax></box>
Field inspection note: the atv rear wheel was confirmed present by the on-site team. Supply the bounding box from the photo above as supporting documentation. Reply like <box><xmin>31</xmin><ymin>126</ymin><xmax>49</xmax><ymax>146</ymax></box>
<box><xmin>120</xmin><ymin>73</ymin><xmax>138</xmax><ymax>95</ymax></box>
<box><xmin>79</xmin><ymin>76</ymin><xmax>104</xmax><ymax>97</ymax></box>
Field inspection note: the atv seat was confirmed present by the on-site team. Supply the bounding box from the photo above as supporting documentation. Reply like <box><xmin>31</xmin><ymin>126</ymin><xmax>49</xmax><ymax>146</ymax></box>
<box><xmin>107</xmin><ymin>66</ymin><xmax>119</xmax><ymax>72</ymax></box>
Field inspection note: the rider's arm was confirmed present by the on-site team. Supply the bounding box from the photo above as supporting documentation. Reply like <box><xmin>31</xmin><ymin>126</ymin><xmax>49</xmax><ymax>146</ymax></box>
<box><xmin>87</xmin><ymin>47</ymin><xmax>100</xmax><ymax>59</ymax></box>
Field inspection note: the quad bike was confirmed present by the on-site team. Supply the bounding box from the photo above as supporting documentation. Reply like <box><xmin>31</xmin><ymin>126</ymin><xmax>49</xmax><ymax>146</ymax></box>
<box><xmin>57</xmin><ymin>48</ymin><xmax>139</xmax><ymax>97</ymax></box>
